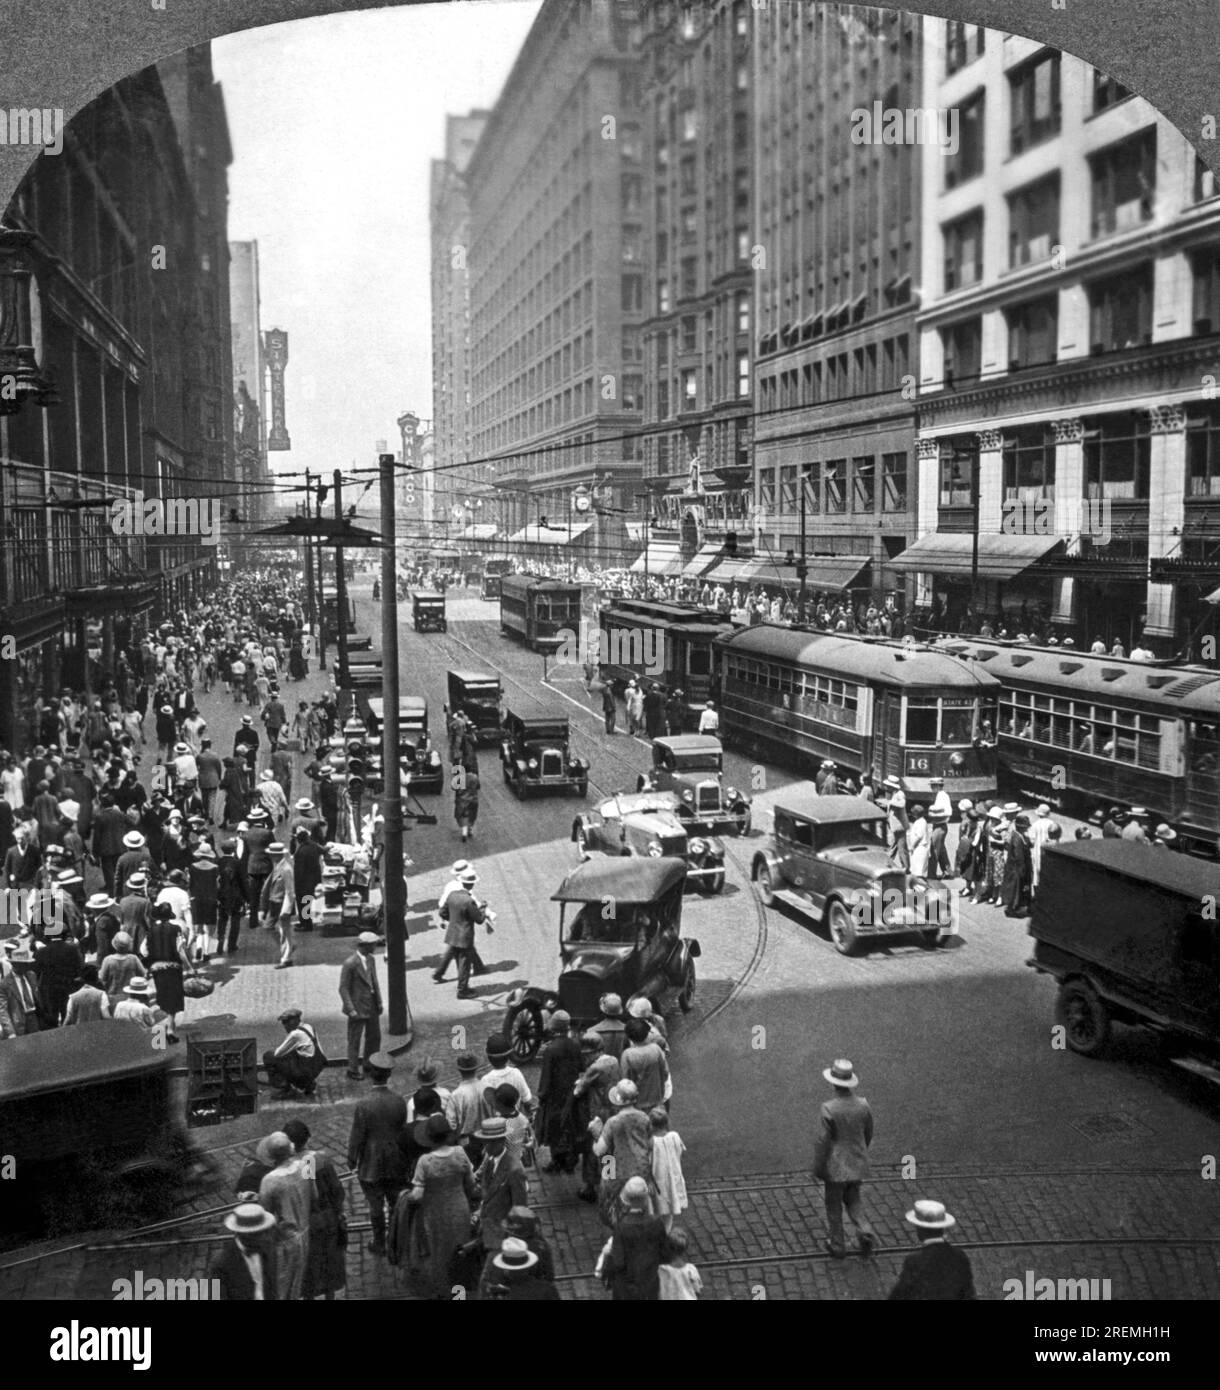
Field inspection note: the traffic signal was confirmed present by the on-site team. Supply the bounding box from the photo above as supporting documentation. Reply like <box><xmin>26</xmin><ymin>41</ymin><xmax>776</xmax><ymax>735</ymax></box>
<box><xmin>725</xmin><ymin>531</ymin><xmax>738</xmax><ymax>556</ymax></box>
<box><xmin>784</xmin><ymin>549</ymin><xmax>795</xmax><ymax>566</ymax></box>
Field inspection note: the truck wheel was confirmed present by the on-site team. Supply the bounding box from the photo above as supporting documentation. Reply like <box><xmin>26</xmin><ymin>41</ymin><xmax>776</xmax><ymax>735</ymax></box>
<box><xmin>506</xmin><ymin>1002</ymin><xmax>543</xmax><ymax>1062</ymax></box>
<box><xmin>678</xmin><ymin>959</ymin><xmax>696</xmax><ymax>1012</ymax></box>
<box><xmin>828</xmin><ymin>900</ymin><xmax>861</xmax><ymax>955</ymax></box>
<box><xmin>755</xmin><ymin>862</ymin><xmax>775</xmax><ymax>907</ymax></box>
<box><xmin>1057</xmin><ymin>981</ymin><xmax>1111</xmax><ymax>1057</ymax></box>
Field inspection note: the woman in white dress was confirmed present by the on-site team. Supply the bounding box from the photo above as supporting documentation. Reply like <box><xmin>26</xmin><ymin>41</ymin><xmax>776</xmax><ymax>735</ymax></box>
<box><xmin>649</xmin><ymin>1107</ymin><xmax>688</xmax><ymax>1234</ymax></box>
<box><xmin>907</xmin><ymin>804</ymin><xmax>931</xmax><ymax>877</ymax></box>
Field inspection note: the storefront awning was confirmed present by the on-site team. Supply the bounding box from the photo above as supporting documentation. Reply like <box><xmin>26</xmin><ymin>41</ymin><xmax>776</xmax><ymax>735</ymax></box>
<box><xmin>629</xmin><ymin>540</ymin><xmax>684</xmax><ymax>575</ymax></box>
<box><xmin>887</xmin><ymin>533</ymin><xmax>1063</xmax><ymax>581</ymax></box>
<box><xmin>731</xmin><ymin>555</ymin><xmax>872</xmax><ymax>591</ymax></box>
<box><xmin>682</xmin><ymin>542</ymin><xmax>723</xmax><ymax>577</ymax></box>
<box><xmin>460</xmin><ymin>523</ymin><xmax>500</xmax><ymax>541</ymax></box>
<box><xmin>703</xmin><ymin>557</ymin><xmax>754</xmax><ymax>584</ymax></box>
<box><xmin>507</xmin><ymin>522</ymin><xmax>592</xmax><ymax>546</ymax></box>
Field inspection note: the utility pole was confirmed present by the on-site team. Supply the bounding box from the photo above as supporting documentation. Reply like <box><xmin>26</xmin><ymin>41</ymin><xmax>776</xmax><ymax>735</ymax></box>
<box><xmin>796</xmin><ymin>464</ymin><xmax>809</xmax><ymax>625</ymax></box>
<box><xmin>314</xmin><ymin>475</ymin><xmax>327</xmax><ymax>671</ymax></box>
<box><xmin>303</xmin><ymin>469</ymin><xmax>316</xmax><ymax>630</ymax></box>
<box><xmin>379</xmin><ymin>452</ymin><xmax>411</xmax><ymax>1038</ymax></box>
<box><xmin>334</xmin><ymin>467</ymin><xmax>350</xmax><ymax>694</ymax></box>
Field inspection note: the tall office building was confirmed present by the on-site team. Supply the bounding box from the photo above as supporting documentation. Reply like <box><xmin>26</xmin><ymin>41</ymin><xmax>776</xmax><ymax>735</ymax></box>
<box><xmin>907</xmin><ymin>20</ymin><xmax>1220</xmax><ymax>654</ymax></box>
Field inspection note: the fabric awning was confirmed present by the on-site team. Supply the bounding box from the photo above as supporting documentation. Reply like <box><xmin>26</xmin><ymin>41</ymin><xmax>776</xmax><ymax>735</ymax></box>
<box><xmin>683</xmin><ymin>542</ymin><xmax>723</xmax><ymax>577</ymax></box>
<box><xmin>887</xmin><ymin>533</ymin><xmax>1063</xmax><ymax>580</ymax></box>
<box><xmin>629</xmin><ymin>540</ymin><xmax>684</xmax><ymax>575</ymax></box>
<box><xmin>460</xmin><ymin>523</ymin><xmax>499</xmax><ymax>540</ymax></box>
<box><xmin>507</xmin><ymin>522</ymin><xmax>593</xmax><ymax>546</ymax></box>
<box><xmin>704</xmin><ymin>557</ymin><xmax>753</xmax><ymax>584</ymax></box>
<box><xmin>626</xmin><ymin>522</ymin><xmax>645</xmax><ymax>542</ymax></box>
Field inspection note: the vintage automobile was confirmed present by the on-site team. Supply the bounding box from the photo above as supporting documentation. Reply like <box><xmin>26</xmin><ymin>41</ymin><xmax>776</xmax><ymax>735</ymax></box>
<box><xmin>637</xmin><ymin>734</ymin><xmax>751</xmax><ymax>836</ymax></box>
<box><xmin>572</xmin><ymin>788</ymin><xmax>726</xmax><ymax>893</ymax></box>
<box><xmin>364</xmin><ymin>695</ymin><xmax>444</xmax><ymax>794</ymax></box>
<box><xmin>500</xmin><ymin>709</ymin><xmax>589</xmax><ymax>798</ymax></box>
<box><xmin>1029</xmin><ymin>840</ymin><xmax>1220</xmax><ymax>1077</ymax></box>
<box><xmin>446</xmin><ymin>668</ymin><xmax>504</xmax><ymax>745</ymax></box>
<box><xmin>751</xmin><ymin>793</ymin><xmax>956</xmax><ymax>954</ymax></box>
<box><xmin>0</xmin><ymin>1023</ymin><xmax>207</xmax><ymax>1244</ymax></box>
<box><xmin>411</xmin><ymin>589</ymin><xmax>448</xmax><ymax>633</ymax></box>
<box><xmin>502</xmin><ymin>857</ymin><xmax>701</xmax><ymax>1060</ymax></box>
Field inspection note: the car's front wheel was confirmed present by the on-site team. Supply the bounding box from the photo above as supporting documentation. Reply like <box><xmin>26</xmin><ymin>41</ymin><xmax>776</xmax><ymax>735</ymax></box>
<box><xmin>678</xmin><ymin>959</ymin><xmax>696</xmax><ymax>1012</ymax></box>
<box><xmin>1057</xmin><ymin>980</ymin><xmax>1110</xmax><ymax>1057</ymax></box>
<box><xmin>755</xmin><ymin>862</ymin><xmax>775</xmax><ymax>907</ymax></box>
<box><xmin>827</xmin><ymin>900</ymin><xmax>861</xmax><ymax>955</ymax></box>
<box><xmin>575</xmin><ymin>825</ymin><xmax>590</xmax><ymax>857</ymax></box>
<box><xmin>506</xmin><ymin>1002</ymin><xmax>544</xmax><ymax>1062</ymax></box>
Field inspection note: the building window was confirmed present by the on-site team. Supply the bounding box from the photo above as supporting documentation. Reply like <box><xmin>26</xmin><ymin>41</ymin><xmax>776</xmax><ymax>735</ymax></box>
<box><xmin>824</xmin><ymin>459</ymin><xmax>846</xmax><ymax>513</ymax></box>
<box><xmin>622</xmin><ymin>229</ymin><xmax>642</xmax><ymax>263</ymax></box>
<box><xmin>656</xmin><ymin>138</ymin><xmax>669</xmax><ymax>170</ymax></box>
<box><xmin>1089</xmin><ymin>128</ymin><xmax>1156</xmax><ymax>238</ymax></box>
<box><xmin>1008</xmin><ymin>174</ymin><xmax>1059</xmax><ymax>267</ymax></box>
<box><xmin>1195</xmin><ymin>154</ymin><xmax>1218</xmax><ymax>203</ymax></box>
<box><xmin>737</xmin><ymin>354</ymin><xmax>750</xmax><ymax>397</ymax></box>
<box><xmin>681</xmin><ymin>368</ymin><xmax>697</xmax><ymax>405</ymax></box>
<box><xmin>943</xmin><ymin>210</ymin><xmax>983</xmax><ymax>290</ymax></box>
<box><xmin>657</xmin><ymin>435</ymin><xmax>670</xmax><ymax>474</ymax></box>
<box><xmin>682</xmin><ymin>108</ymin><xmax>697</xmax><ymax>143</ymax></box>
<box><xmin>939</xmin><ymin>448</ymin><xmax>974</xmax><ymax>507</ymax></box>
<box><xmin>733</xmin><ymin>111</ymin><xmax>749</xmax><ymax>152</ymax></box>
<box><xmin>1192</xmin><ymin>247</ymin><xmax>1220</xmax><ymax>333</ymax></box>
<box><xmin>737</xmin><ymin>293</ymin><xmax>750</xmax><ymax>334</ymax></box>
<box><xmin>1084</xmin><ymin>415</ymin><xmax>1151</xmax><ymax>500</ymax></box>
<box><xmin>621</xmin><ymin>173</ymin><xmax>642</xmax><ymax>215</ymax></box>
<box><xmin>736</xmin><ymin>229</ymin><xmax>751</xmax><ymax>262</ymax></box>
<box><xmin>946</xmin><ymin>90</ymin><xmax>985</xmax><ymax>188</ymax></box>
<box><xmin>736</xmin><ymin>63</ymin><xmax>749</xmax><ymax>92</ymax></box>
<box><xmin>622</xmin><ymin>375</ymin><xmax>642</xmax><ymax>411</ymax></box>
<box><xmin>681</xmin><ymin>4</ymin><xmax>696</xmax><ymax>40</ymax></box>
<box><xmin>680</xmin><ymin>157</ymin><xmax>697</xmax><ymax>196</ymax></box>
<box><xmin>656</xmin><ymin>332</ymin><xmax>669</xmax><ymax>367</ymax></box>
<box><xmin>779</xmin><ymin>465</ymin><xmax>797</xmax><ymax>512</ymax></box>
<box><xmin>680</xmin><ymin>256</ymin><xmax>698</xmax><ymax>298</ymax></box>
<box><xmin>734</xmin><ymin>0</ymin><xmax>748</xmax><ymax>37</ymax></box>
<box><xmin>1088</xmin><ymin>264</ymin><xmax>1153</xmax><ymax>352</ymax></box>
<box><xmin>680</xmin><ymin>316</ymin><xmax>697</xmax><ymax>352</ymax></box>
<box><xmin>942</xmin><ymin>317</ymin><xmax>982</xmax><ymax>385</ymax></box>
<box><xmin>759</xmin><ymin>467</ymin><xmax>775</xmax><ymax>510</ymax></box>
<box><xmin>1006</xmin><ymin>294</ymin><xmax>1058</xmax><ymax>369</ymax></box>
<box><xmin>882</xmin><ymin>452</ymin><xmax>907</xmax><ymax>512</ymax></box>
<box><xmin>657</xmin><ymin>379</ymin><xmax>670</xmax><ymax>417</ymax></box>
<box><xmin>621</xmin><ymin>273</ymin><xmax>643</xmax><ymax>312</ymax></box>
<box><xmin>657</xmin><ymin>279</ymin><xmax>670</xmax><ymax>314</ymax></box>
<box><xmin>1093</xmin><ymin>71</ymin><xmax>1132</xmax><ymax>112</ymax></box>
<box><xmin>1003</xmin><ymin>426</ymin><xmax>1056</xmax><ymax>501</ymax></box>
<box><xmin>852</xmin><ymin>457</ymin><xmax>875</xmax><ymax>513</ymax></box>
<box><xmin>681</xmin><ymin>206</ymin><xmax>697</xmax><ymax>242</ymax></box>
<box><xmin>1009</xmin><ymin>50</ymin><xmax>1061</xmax><ymax>154</ymax></box>
<box><xmin>945</xmin><ymin>20</ymin><xmax>984</xmax><ymax>76</ymax></box>
<box><xmin>1186</xmin><ymin>406</ymin><xmax>1220</xmax><ymax>497</ymax></box>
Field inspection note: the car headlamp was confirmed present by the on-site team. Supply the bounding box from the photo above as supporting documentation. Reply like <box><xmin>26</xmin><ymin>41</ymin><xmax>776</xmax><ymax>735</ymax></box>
<box><xmin>647</xmin><ymin>840</ymin><xmax>663</xmax><ymax>857</ymax></box>
<box><xmin>725</xmin><ymin>786</ymin><xmax>738</xmax><ymax>801</ymax></box>
<box><xmin>681</xmin><ymin>789</ymin><xmax>693</xmax><ymax>803</ymax></box>
<box><xmin>688</xmin><ymin>837</ymin><xmax>707</xmax><ymax>855</ymax></box>
<box><xmin>528</xmin><ymin>758</ymin><xmax>539</xmax><ymax>770</ymax></box>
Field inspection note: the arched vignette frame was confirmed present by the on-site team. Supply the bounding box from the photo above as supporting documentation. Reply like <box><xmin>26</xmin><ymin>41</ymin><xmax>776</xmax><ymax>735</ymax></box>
<box><xmin>0</xmin><ymin>0</ymin><xmax>1218</xmax><ymax>205</ymax></box>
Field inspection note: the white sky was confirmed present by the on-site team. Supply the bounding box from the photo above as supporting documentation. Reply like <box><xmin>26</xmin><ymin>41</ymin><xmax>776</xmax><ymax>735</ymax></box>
<box><xmin>213</xmin><ymin>0</ymin><xmax>541</xmax><ymax>491</ymax></box>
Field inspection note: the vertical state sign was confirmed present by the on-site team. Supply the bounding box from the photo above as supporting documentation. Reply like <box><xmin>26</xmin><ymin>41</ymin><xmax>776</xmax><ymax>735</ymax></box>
<box><xmin>264</xmin><ymin>327</ymin><xmax>291</xmax><ymax>450</ymax></box>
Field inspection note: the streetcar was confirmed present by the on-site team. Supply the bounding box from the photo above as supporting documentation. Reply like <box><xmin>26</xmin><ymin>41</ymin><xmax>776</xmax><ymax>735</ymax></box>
<box><xmin>599</xmin><ymin>597</ymin><xmax>734</xmax><ymax>724</ymax></box>
<box><xmin>713</xmin><ymin>625</ymin><xmax>1000</xmax><ymax>802</ymax></box>
<box><xmin>499</xmin><ymin>574</ymin><xmax>583</xmax><ymax>651</ymax></box>
<box><xmin>481</xmin><ymin>556</ymin><xmax>514</xmax><ymax>601</ymax></box>
<box><xmin>935</xmin><ymin>638</ymin><xmax>1220</xmax><ymax>856</ymax></box>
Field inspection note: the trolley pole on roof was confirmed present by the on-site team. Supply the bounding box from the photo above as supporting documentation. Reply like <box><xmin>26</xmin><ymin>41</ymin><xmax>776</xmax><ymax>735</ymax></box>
<box><xmin>379</xmin><ymin>452</ymin><xmax>412</xmax><ymax>1039</ymax></box>
<box><xmin>334</xmin><ymin>468</ymin><xmax>350</xmax><ymax>694</ymax></box>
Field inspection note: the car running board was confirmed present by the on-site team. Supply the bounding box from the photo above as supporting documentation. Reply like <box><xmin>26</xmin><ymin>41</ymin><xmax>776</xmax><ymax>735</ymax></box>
<box><xmin>1167</xmin><ymin>1055</ymin><xmax>1220</xmax><ymax>1086</ymax></box>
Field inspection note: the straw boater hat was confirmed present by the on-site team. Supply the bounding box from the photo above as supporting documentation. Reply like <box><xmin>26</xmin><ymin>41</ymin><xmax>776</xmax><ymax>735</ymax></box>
<box><xmin>906</xmin><ymin>1199</ymin><xmax>956</xmax><ymax>1230</ymax></box>
<box><xmin>1002</xmin><ymin>802</ymin><xmax>1022</xmax><ymax>817</ymax></box>
<box><xmin>122</xmin><ymin>831</ymin><xmax>146</xmax><ymax>850</ymax></box>
<box><xmin>492</xmin><ymin>1236</ymin><xmax>539</xmax><ymax>1273</ymax></box>
<box><xmin>294</xmin><ymin>798</ymin><xmax>315</xmax><ymax>812</ymax></box>
<box><xmin>883</xmin><ymin>775</ymin><xmax>902</xmax><ymax>791</ymax></box>
<box><xmin>123</xmin><ymin>977</ymin><xmax>155</xmax><ymax>996</ymax></box>
<box><xmin>126</xmin><ymin>871</ymin><xmax>148</xmax><ymax>889</ymax></box>
<box><xmin>986</xmin><ymin>806</ymin><xmax>1005</xmax><ymax>821</ymax></box>
<box><xmin>475</xmin><ymin>1115</ymin><xmax>508</xmax><ymax>1142</ymax></box>
<box><xmin>224</xmin><ymin>1203</ymin><xmax>276</xmax><ymax>1236</ymax></box>
<box><xmin>450</xmin><ymin>859</ymin><xmax>472</xmax><ymax>876</ymax></box>
<box><xmin>267</xmin><ymin>842</ymin><xmax>288</xmax><ymax>858</ymax></box>
<box><xmin>174</xmin><ymin>742</ymin><xmax>189</xmax><ymax>754</ymax></box>
<box><xmin>1154</xmin><ymin>823</ymin><xmax>1177</xmax><ymax>842</ymax></box>
<box><xmin>1129</xmin><ymin>806</ymin><xmax>1149</xmax><ymax>818</ymax></box>
<box><xmin>193</xmin><ymin>842</ymin><xmax>217</xmax><ymax>859</ymax></box>
<box><xmin>57</xmin><ymin>799</ymin><xmax>80</xmax><ymax>822</ymax></box>
<box><xmin>823</xmin><ymin>1058</ymin><xmax>860</xmax><ymax>1089</ymax></box>
<box><xmin>247</xmin><ymin>806</ymin><xmax>269</xmax><ymax>822</ymax></box>
<box><xmin>86</xmin><ymin>893</ymin><xmax>116</xmax><ymax>912</ymax></box>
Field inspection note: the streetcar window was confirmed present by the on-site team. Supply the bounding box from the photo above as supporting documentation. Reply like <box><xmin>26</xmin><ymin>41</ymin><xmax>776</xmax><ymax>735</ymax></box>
<box><xmin>941</xmin><ymin>704</ymin><xmax>975</xmax><ymax>745</ymax></box>
<box><xmin>688</xmin><ymin>647</ymin><xmax>711</xmax><ymax>676</ymax></box>
<box><xmin>905</xmin><ymin>700</ymin><xmax>939</xmax><ymax>744</ymax></box>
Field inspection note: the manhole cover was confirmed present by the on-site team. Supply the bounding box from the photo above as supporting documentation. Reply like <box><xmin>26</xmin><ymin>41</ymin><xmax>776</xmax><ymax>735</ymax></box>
<box><xmin>1071</xmin><ymin>1112</ymin><xmax>1151</xmax><ymax>1141</ymax></box>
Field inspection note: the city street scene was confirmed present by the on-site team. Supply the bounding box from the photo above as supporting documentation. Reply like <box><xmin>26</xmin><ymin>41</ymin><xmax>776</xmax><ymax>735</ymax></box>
<box><xmin>1</xmin><ymin>0</ymin><xmax>1218</xmax><ymax>1320</ymax></box>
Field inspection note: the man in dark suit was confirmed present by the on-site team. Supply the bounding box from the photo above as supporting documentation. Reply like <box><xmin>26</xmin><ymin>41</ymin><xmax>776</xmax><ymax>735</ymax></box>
<box><xmin>339</xmin><ymin>931</ymin><xmax>384</xmax><ymax>1078</ymax></box>
<box><xmin>347</xmin><ymin>1052</ymin><xmax>408</xmax><ymax>1256</ymax></box>
<box><xmin>888</xmin><ymin>1200</ymin><xmax>976</xmax><ymax>1300</ymax></box>
<box><xmin>209</xmin><ymin>1203</ymin><xmax>280</xmax><ymax>1300</ymax></box>
<box><xmin>91</xmin><ymin>794</ymin><xmax>129</xmax><ymax>896</ymax></box>
<box><xmin>291</xmin><ymin>827</ymin><xmax>324</xmax><ymax>931</ymax></box>
<box><xmin>475</xmin><ymin>1115</ymin><xmax>529</xmax><ymax>1257</ymax></box>
<box><xmin>0</xmin><ymin>945</ymin><xmax>41</xmax><ymax>1036</ymax></box>
<box><xmin>604</xmin><ymin>1176</ymin><xmax>668</xmax><ymax>1300</ymax></box>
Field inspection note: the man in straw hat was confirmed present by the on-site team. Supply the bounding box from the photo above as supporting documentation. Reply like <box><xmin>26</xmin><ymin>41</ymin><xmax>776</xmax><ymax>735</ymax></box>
<box><xmin>438</xmin><ymin>865</ymin><xmax>486</xmax><ymax>1000</ymax></box>
<box><xmin>888</xmin><ymin>1199</ymin><xmax>975</xmax><ymax>1300</ymax></box>
<box><xmin>811</xmin><ymin>1058</ymin><xmax>877</xmax><ymax>1259</ymax></box>
<box><xmin>473</xmin><ymin>1115</ymin><xmax>529</xmax><ymax>1258</ymax></box>
<box><xmin>883</xmin><ymin>776</ymin><xmax>910</xmax><ymax>870</ymax></box>
<box><xmin>339</xmin><ymin>931</ymin><xmax>385</xmax><ymax>1079</ymax></box>
<box><xmin>483</xmin><ymin>1236</ymin><xmax>560</xmax><ymax>1301</ymax></box>
<box><xmin>209</xmin><ymin>1203</ymin><xmax>280</xmax><ymax>1301</ymax></box>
